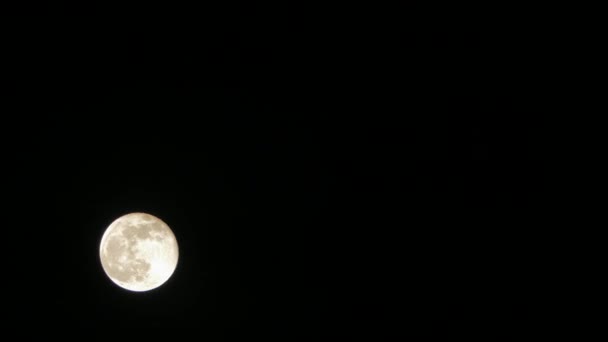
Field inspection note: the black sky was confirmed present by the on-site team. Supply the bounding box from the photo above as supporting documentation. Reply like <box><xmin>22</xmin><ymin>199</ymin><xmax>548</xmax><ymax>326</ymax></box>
<box><xmin>1</xmin><ymin>6</ymin><xmax>534</xmax><ymax>340</ymax></box>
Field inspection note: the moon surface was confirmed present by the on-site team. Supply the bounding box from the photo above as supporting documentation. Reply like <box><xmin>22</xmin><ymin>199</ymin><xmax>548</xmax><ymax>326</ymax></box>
<box><xmin>99</xmin><ymin>212</ymin><xmax>179</xmax><ymax>292</ymax></box>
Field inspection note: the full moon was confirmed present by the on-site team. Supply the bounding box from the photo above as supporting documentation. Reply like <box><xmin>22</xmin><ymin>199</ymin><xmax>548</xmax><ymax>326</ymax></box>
<box><xmin>99</xmin><ymin>212</ymin><xmax>179</xmax><ymax>292</ymax></box>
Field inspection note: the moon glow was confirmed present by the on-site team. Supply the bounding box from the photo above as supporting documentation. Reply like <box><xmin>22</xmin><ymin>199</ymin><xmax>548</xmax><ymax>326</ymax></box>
<box><xmin>99</xmin><ymin>212</ymin><xmax>179</xmax><ymax>292</ymax></box>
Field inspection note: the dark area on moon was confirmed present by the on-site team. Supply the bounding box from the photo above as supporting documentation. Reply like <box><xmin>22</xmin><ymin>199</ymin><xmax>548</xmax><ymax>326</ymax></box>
<box><xmin>103</xmin><ymin>221</ymin><xmax>152</xmax><ymax>284</ymax></box>
<box><xmin>2</xmin><ymin>9</ymin><xmax>534</xmax><ymax>341</ymax></box>
<box><xmin>101</xmin><ymin>215</ymin><xmax>175</xmax><ymax>286</ymax></box>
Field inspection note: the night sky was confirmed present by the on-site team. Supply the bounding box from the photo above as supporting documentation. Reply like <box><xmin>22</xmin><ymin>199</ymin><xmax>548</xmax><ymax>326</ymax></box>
<box><xmin>2</xmin><ymin>7</ymin><xmax>533</xmax><ymax>340</ymax></box>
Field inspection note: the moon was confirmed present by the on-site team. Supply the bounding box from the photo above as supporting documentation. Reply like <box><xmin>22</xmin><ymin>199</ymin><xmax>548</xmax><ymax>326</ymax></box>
<box><xmin>99</xmin><ymin>212</ymin><xmax>179</xmax><ymax>292</ymax></box>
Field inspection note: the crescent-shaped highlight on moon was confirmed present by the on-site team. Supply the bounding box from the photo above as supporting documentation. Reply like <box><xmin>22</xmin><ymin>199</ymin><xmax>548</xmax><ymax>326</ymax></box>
<box><xmin>99</xmin><ymin>212</ymin><xmax>179</xmax><ymax>292</ymax></box>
